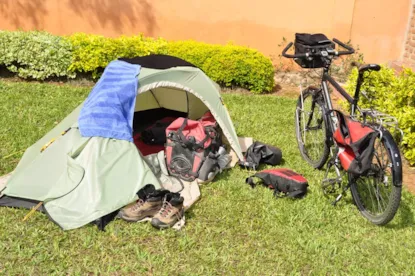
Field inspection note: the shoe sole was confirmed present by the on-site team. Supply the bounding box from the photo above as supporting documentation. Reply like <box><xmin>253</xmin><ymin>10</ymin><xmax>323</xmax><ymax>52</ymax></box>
<box><xmin>150</xmin><ymin>220</ymin><xmax>177</xmax><ymax>229</ymax></box>
<box><xmin>150</xmin><ymin>210</ymin><xmax>184</xmax><ymax>229</ymax></box>
<box><xmin>119</xmin><ymin>207</ymin><xmax>161</xmax><ymax>222</ymax></box>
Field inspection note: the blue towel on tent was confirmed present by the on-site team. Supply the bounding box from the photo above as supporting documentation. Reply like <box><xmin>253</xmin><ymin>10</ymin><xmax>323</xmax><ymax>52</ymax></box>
<box><xmin>78</xmin><ymin>60</ymin><xmax>141</xmax><ymax>142</ymax></box>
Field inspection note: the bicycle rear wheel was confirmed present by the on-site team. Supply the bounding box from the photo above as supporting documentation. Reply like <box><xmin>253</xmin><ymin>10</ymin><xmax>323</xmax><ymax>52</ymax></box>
<box><xmin>295</xmin><ymin>87</ymin><xmax>330</xmax><ymax>169</ymax></box>
<box><xmin>350</xmin><ymin>129</ymin><xmax>402</xmax><ymax>225</ymax></box>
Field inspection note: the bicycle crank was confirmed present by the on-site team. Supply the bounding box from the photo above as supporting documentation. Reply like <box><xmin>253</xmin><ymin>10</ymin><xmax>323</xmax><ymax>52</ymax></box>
<box><xmin>322</xmin><ymin>158</ymin><xmax>343</xmax><ymax>196</ymax></box>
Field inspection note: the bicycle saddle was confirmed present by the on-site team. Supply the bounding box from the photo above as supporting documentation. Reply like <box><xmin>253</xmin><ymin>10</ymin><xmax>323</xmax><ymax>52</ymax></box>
<box><xmin>358</xmin><ymin>63</ymin><xmax>381</xmax><ymax>73</ymax></box>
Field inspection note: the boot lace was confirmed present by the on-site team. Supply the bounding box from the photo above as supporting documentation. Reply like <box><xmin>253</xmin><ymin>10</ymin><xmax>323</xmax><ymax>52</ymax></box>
<box><xmin>158</xmin><ymin>201</ymin><xmax>173</xmax><ymax>218</ymax></box>
<box><xmin>131</xmin><ymin>198</ymin><xmax>145</xmax><ymax>211</ymax></box>
<box><xmin>158</xmin><ymin>200</ymin><xmax>183</xmax><ymax>221</ymax></box>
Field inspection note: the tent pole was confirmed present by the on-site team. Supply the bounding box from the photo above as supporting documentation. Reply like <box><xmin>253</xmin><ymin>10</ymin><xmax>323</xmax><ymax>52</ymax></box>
<box><xmin>149</xmin><ymin>89</ymin><xmax>161</xmax><ymax>108</ymax></box>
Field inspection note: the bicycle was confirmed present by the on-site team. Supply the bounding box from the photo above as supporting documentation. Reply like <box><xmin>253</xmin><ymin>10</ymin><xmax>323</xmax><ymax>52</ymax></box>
<box><xmin>282</xmin><ymin>35</ymin><xmax>403</xmax><ymax>225</ymax></box>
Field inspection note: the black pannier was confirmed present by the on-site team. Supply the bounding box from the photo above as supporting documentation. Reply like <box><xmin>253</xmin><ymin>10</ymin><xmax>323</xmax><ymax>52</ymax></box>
<box><xmin>294</xmin><ymin>33</ymin><xmax>335</xmax><ymax>68</ymax></box>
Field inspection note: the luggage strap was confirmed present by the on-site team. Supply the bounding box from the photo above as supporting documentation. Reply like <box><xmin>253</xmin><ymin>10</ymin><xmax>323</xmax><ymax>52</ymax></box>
<box><xmin>173</xmin><ymin>118</ymin><xmax>212</xmax><ymax>150</ymax></box>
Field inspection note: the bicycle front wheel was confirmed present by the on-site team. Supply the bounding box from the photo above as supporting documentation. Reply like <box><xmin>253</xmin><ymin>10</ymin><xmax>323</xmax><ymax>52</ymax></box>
<box><xmin>350</xmin><ymin>129</ymin><xmax>402</xmax><ymax>225</ymax></box>
<box><xmin>295</xmin><ymin>87</ymin><xmax>330</xmax><ymax>169</ymax></box>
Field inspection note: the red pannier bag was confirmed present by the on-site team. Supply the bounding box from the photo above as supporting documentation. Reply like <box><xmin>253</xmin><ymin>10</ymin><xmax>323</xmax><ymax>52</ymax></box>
<box><xmin>331</xmin><ymin>110</ymin><xmax>377</xmax><ymax>175</ymax></box>
<box><xmin>165</xmin><ymin>111</ymin><xmax>221</xmax><ymax>181</ymax></box>
<box><xmin>246</xmin><ymin>168</ymin><xmax>308</xmax><ymax>198</ymax></box>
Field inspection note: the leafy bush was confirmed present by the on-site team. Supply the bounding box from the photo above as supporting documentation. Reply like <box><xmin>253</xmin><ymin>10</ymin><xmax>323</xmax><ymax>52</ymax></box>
<box><xmin>345</xmin><ymin>66</ymin><xmax>415</xmax><ymax>165</ymax></box>
<box><xmin>67</xmin><ymin>33</ymin><xmax>168</xmax><ymax>78</ymax></box>
<box><xmin>166</xmin><ymin>41</ymin><xmax>275</xmax><ymax>93</ymax></box>
<box><xmin>68</xmin><ymin>35</ymin><xmax>274</xmax><ymax>93</ymax></box>
<box><xmin>0</xmin><ymin>31</ymin><xmax>74</xmax><ymax>80</ymax></box>
<box><xmin>0</xmin><ymin>31</ymin><xmax>275</xmax><ymax>93</ymax></box>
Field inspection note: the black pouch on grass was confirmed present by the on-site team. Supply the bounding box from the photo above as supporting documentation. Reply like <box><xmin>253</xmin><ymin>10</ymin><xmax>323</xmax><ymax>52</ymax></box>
<box><xmin>239</xmin><ymin>141</ymin><xmax>282</xmax><ymax>170</ymax></box>
<box><xmin>246</xmin><ymin>168</ymin><xmax>308</xmax><ymax>199</ymax></box>
<box><xmin>91</xmin><ymin>210</ymin><xmax>119</xmax><ymax>231</ymax></box>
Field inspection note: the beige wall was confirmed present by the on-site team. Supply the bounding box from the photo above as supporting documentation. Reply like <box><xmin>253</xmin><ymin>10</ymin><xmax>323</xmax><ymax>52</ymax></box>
<box><xmin>350</xmin><ymin>0</ymin><xmax>412</xmax><ymax>63</ymax></box>
<box><xmin>0</xmin><ymin>0</ymin><xmax>412</xmax><ymax>64</ymax></box>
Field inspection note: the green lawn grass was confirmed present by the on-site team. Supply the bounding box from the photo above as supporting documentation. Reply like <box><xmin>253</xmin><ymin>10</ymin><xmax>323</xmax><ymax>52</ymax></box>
<box><xmin>1</xmin><ymin>80</ymin><xmax>415</xmax><ymax>275</ymax></box>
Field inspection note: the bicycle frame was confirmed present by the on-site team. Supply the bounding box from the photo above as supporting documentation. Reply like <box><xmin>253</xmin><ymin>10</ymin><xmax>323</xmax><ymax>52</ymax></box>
<box><xmin>320</xmin><ymin>66</ymin><xmax>403</xmax><ymax>141</ymax></box>
<box><xmin>311</xmin><ymin>67</ymin><xmax>362</xmax><ymax>201</ymax></box>
<box><xmin>284</xmin><ymin>37</ymin><xmax>403</xmax><ymax>223</ymax></box>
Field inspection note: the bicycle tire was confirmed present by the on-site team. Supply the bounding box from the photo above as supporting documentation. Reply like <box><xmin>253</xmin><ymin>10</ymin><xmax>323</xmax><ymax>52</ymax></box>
<box><xmin>349</xmin><ymin>128</ymin><xmax>402</xmax><ymax>225</ymax></box>
<box><xmin>295</xmin><ymin>87</ymin><xmax>330</xmax><ymax>169</ymax></box>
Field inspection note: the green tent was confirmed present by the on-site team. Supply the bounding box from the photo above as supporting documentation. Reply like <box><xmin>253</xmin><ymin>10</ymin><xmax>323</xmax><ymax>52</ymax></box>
<box><xmin>0</xmin><ymin>55</ymin><xmax>243</xmax><ymax>230</ymax></box>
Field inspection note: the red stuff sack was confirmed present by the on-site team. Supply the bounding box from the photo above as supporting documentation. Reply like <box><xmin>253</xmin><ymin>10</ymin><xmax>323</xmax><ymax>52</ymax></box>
<box><xmin>331</xmin><ymin>110</ymin><xmax>377</xmax><ymax>175</ymax></box>
<box><xmin>246</xmin><ymin>168</ymin><xmax>308</xmax><ymax>198</ymax></box>
<box><xmin>165</xmin><ymin>111</ymin><xmax>221</xmax><ymax>181</ymax></box>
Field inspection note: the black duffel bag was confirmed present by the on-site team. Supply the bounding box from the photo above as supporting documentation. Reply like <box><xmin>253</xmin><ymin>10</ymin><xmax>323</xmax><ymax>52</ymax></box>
<box><xmin>239</xmin><ymin>141</ymin><xmax>282</xmax><ymax>170</ymax></box>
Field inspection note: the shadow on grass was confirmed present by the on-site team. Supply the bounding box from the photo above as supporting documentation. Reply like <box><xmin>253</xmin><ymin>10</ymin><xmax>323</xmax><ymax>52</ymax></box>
<box><xmin>338</xmin><ymin>192</ymin><xmax>415</xmax><ymax>229</ymax></box>
<box><xmin>385</xmin><ymin>199</ymin><xmax>414</xmax><ymax>230</ymax></box>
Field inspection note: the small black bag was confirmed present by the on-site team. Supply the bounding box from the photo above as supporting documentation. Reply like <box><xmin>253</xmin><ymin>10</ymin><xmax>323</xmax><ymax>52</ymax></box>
<box><xmin>141</xmin><ymin>120</ymin><xmax>172</xmax><ymax>145</ymax></box>
<box><xmin>239</xmin><ymin>141</ymin><xmax>282</xmax><ymax>170</ymax></box>
<box><xmin>294</xmin><ymin>33</ymin><xmax>335</xmax><ymax>68</ymax></box>
<box><xmin>246</xmin><ymin>168</ymin><xmax>308</xmax><ymax>199</ymax></box>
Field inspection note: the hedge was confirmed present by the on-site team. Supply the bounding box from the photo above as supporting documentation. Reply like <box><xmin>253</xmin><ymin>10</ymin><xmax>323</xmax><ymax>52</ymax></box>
<box><xmin>0</xmin><ymin>31</ymin><xmax>274</xmax><ymax>93</ymax></box>
<box><xmin>0</xmin><ymin>31</ymin><xmax>75</xmax><ymax>80</ymax></box>
<box><xmin>67</xmin><ymin>33</ymin><xmax>169</xmax><ymax>78</ymax></box>
<box><xmin>346</xmin><ymin>66</ymin><xmax>415</xmax><ymax>165</ymax></box>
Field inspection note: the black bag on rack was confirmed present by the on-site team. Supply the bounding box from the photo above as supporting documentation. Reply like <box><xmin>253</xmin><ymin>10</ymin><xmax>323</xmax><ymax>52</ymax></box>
<box><xmin>294</xmin><ymin>33</ymin><xmax>335</xmax><ymax>68</ymax></box>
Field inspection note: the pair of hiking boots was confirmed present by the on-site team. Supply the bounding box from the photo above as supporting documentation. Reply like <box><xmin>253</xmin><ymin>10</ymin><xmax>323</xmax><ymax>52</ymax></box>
<box><xmin>119</xmin><ymin>184</ymin><xmax>184</xmax><ymax>229</ymax></box>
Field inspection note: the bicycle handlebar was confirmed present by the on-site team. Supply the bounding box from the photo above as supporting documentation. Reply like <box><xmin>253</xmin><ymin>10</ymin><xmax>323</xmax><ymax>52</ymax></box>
<box><xmin>332</xmin><ymin>38</ymin><xmax>355</xmax><ymax>55</ymax></box>
<box><xmin>281</xmin><ymin>38</ymin><xmax>355</xmax><ymax>58</ymax></box>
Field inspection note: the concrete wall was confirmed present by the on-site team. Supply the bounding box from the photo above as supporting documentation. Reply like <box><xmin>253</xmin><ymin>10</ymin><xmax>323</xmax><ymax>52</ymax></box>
<box><xmin>0</xmin><ymin>0</ymin><xmax>412</xmax><ymax>64</ymax></box>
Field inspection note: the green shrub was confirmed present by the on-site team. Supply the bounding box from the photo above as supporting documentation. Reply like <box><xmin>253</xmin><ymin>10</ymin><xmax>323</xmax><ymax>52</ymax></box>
<box><xmin>0</xmin><ymin>31</ymin><xmax>275</xmax><ymax>93</ymax></box>
<box><xmin>67</xmin><ymin>33</ymin><xmax>168</xmax><ymax>78</ymax></box>
<box><xmin>345</xmin><ymin>66</ymin><xmax>415</xmax><ymax>165</ymax></box>
<box><xmin>0</xmin><ymin>31</ymin><xmax>74</xmax><ymax>80</ymax></box>
<box><xmin>68</xmin><ymin>35</ymin><xmax>274</xmax><ymax>93</ymax></box>
<box><xmin>166</xmin><ymin>41</ymin><xmax>275</xmax><ymax>93</ymax></box>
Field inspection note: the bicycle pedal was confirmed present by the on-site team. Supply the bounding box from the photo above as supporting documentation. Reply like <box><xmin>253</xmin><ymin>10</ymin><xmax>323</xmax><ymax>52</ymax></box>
<box><xmin>322</xmin><ymin>178</ymin><xmax>341</xmax><ymax>184</ymax></box>
<box><xmin>332</xmin><ymin>194</ymin><xmax>343</xmax><ymax>206</ymax></box>
<box><xmin>322</xmin><ymin>177</ymin><xmax>342</xmax><ymax>194</ymax></box>
<box><xmin>331</xmin><ymin>184</ymin><xmax>351</xmax><ymax>206</ymax></box>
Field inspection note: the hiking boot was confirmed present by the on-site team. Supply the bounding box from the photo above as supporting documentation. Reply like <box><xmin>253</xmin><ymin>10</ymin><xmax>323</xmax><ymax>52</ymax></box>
<box><xmin>119</xmin><ymin>184</ymin><xmax>167</xmax><ymax>222</ymax></box>
<box><xmin>151</xmin><ymin>193</ymin><xmax>184</xmax><ymax>229</ymax></box>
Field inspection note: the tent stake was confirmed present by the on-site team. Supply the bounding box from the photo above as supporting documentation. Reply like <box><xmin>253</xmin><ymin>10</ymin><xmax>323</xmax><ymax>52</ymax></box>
<box><xmin>22</xmin><ymin>202</ymin><xmax>43</xmax><ymax>222</ymax></box>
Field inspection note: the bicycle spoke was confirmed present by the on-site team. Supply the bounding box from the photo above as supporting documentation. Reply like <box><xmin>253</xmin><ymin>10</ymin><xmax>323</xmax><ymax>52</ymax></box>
<box><xmin>374</xmin><ymin>180</ymin><xmax>385</xmax><ymax>214</ymax></box>
<box><xmin>295</xmin><ymin>90</ymin><xmax>329</xmax><ymax>169</ymax></box>
<box><xmin>376</xmin><ymin>183</ymin><xmax>388</xmax><ymax>212</ymax></box>
<box><xmin>300</xmin><ymin>101</ymin><xmax>325</xmax><ymax>162</ymax></box>
<box><xmin>353</xmin><ymin>133</ymin><xmax>396</xmax><ymax>217</ymax></box>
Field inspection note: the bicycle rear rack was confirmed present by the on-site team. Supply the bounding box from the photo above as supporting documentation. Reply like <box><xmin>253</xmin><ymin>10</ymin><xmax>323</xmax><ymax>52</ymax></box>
<box><xmin>353</xmin><ymin>108</ymin><xmax>404</xmax><ymax>143</ymax></box>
